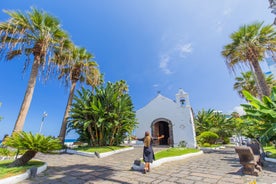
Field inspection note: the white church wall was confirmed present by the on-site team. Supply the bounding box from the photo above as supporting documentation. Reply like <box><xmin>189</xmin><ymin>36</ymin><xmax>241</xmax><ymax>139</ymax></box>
<box><xmin>135</xmin><ymin>94</ymin><xmax>197</xmax><ymax>148</ymax></box>
<box><xmin>172</xmin><ymin>108</ymin><xmax>197</xmax><ymax>148</ymax></box>
<box><xmin>135</xmin><ymin>95</ymin><xmax>174</xmax><ymax>137</ymax></box>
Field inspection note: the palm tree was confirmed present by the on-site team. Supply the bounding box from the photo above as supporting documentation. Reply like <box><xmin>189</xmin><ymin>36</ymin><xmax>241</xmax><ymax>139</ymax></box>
<box><xmin>57</xmin><ymin>46</ymin><xmax>101</xmax><ymax>144</ymax></box>
<box><xmin>194</xmin><ymin>109</ymin><xmax>234</xmax><ymax>142</ymax></box>
<box><xmin>115</xmin><ymin>80</ymin><xmax>129</xmax><ymax>95</ymax></box>
<box><xmin>234</xmin><ymin>71</ymin><xmax>276</xmax><ymax>98</ymax></box>
<box><xmin>0</xmin><ymin>8</ymin><xmax>71</xmax><ymax>132</ymax></box>
<box><xmin>222</xmin><ymin>22</ymin><xmax>276</xmax><ymax>98</ymax></box>
<box><xmin>194</xmin><ymin>109</ymin><xmax>215</xmax><ymax>136</ymax></box>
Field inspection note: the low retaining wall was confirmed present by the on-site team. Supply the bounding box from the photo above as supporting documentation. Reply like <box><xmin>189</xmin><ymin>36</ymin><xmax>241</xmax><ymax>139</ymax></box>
<box><xmin>0</xmin><ymin>162</ymin><xmax>47</xmax><ymax>184</ymax></box>
<box><xmin>132</xmin><ymin>151</ymin><xmax>204</xmax><ymax>171</ymax></box>
<box><xmin>152</xmin><ymin>151</ymin><xmax>203</xmax><ymax>168</ymax></box>
<box><xmin>265</xmin><ymin>157</ymin><xmax>276</xmax><ymax>163</ymax></box>
<box><xmin>66</xmin><ymin>147</ymin><xmax>134</xmax><ymax>158</ymax></box>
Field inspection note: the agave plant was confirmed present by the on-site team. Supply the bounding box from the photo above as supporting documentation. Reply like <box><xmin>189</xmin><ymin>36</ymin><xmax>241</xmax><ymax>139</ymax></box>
<box><xmin>241</xmin><ymin>86</ymin><xmax>276</xmax><ymax>143</ymax></box>
<box><xmin>3</xmin><ymin>132</ymin><xmax>61</xmax><ymax>167</ymax></box>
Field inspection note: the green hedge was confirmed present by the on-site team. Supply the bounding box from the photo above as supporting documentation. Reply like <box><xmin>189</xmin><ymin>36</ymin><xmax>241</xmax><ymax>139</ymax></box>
<box><xmin>197</xmin><ymin>131</ymin><xmax>219</xmax><ymax>145</ymax></box>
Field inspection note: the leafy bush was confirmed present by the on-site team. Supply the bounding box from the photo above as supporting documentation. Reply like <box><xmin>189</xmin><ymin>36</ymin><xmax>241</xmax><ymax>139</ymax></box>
<box><xmin>194</xmin><ymin>109</ymin><xmax>234</xmax><ymax>140</ymax></box>
<box><xmin>223</xmin><ymin>137</ymin><xmax>230</xmax><ymax>144</ymax></box>
<box><xmin>241</xmin><ymin>87</ymin><xmax>276</xmax><ymax>143</ymax></box>
<box><xmin>197</xmin><ymin>131</ymin><xmax>219</xmax><ymax>144</ymax></box>
<box><xmin>68</xmin><ymin>82</ymin><xmax>137</xmax><ymax>147</ymax></box>
<box><xmin>203</xmin><ymin>143</ymin><xmax>211</xmax><ymax>147</ymax></box>
<box><xmin>0</xmin><ymin>148</ymin><xmax>13</xmax><ymax>157</ymax></box>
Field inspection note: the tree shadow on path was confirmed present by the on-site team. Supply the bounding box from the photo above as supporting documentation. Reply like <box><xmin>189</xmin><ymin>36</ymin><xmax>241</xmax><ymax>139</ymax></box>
<box><xmin>24</xmin><ymin>163</ymin><xmax>133</xmax><ymax>184</ymax></box>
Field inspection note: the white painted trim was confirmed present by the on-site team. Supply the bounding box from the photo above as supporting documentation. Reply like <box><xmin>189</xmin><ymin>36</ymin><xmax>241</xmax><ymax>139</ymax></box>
<box><xmin>265</xmin><ymin>157</ymin><xmax>276</xmax><ymax>163</ymax></box>
<box><xmin>66</xmin><ymin>147</ymin><xmax>134</xmax><ymax>158</ymax></box>
<box><xmin>97</xmin><ymin>147</ymin><xmax>134</xmax><ymax>158</ymax></box>
<box><xmin>0</xmin><ymin>162</ymin><xmax>47</xmax><ymax>184</ymax></box>
<box><xmin>151</xmin><ymin>151</ymin><xmax>203</xmax><ymax>168</ymax></box>
<box><xmin>132</xmin><ymin>150</ymin><xmax>203</xmax><ymax>170</ymax></box>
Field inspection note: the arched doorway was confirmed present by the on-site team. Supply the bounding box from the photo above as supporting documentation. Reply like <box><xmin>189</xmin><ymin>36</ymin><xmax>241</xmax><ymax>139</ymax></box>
<box><xmin>151</xmin><ymin>118</ymin><xmax>173</xmax><ymax>146</ymax></box>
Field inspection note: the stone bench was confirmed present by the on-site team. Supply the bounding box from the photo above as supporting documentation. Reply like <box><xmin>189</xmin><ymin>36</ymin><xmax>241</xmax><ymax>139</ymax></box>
<box><xmin>235</xmin><ymin>146</ymin><xmax>262</xmax><ymax>176</ymax></box>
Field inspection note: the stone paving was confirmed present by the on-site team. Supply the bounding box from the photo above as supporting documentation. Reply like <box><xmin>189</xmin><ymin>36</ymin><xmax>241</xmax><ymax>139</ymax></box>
<box><xmin>20</xmin><ymin>147</ymin><xmax>276</xmax><ymax>184</ymax></box>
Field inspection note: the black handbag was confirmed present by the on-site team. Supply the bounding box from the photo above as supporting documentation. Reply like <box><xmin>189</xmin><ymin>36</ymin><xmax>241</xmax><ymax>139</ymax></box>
<box><xmin>133</xmin><ymin>159</ymin><xmax>141</xmax><ymax>166</ymax></box>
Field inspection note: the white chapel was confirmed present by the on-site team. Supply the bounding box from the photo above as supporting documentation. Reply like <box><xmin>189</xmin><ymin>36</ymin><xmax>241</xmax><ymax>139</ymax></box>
<box><xmin>135</xmin><ymin>88</ymin><xmax>197</xmax><ymax>148</ymax></box>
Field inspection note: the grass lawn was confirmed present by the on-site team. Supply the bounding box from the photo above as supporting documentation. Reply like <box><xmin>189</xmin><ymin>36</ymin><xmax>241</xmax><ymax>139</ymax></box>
<box><xmin>199</xmin><ymin>144</ymin><xmax>224</xmax><ymax>148</ymax></box>
<box><xmin>0</xmin><ymin>160</ymin><xmax>45</xmax><ymax>179</ymax></box>
<box><xmin>154</xmin><ymin>148</ymin><xmax>200</xmax><ymax>160</ymax></box>
<box><xmin>75</xmin><ymin>145</ymin><xmax>131</xmax><ymax>153</ymax></box>
<box><xmin>263</xmin><ymin>146</ymin><xmax>276</xmax><ymax>158</ymax></box>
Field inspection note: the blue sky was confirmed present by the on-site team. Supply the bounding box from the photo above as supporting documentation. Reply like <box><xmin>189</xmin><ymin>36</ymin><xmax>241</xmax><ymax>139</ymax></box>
<box><xmin>0</xmin><ymin>0</ymin><xmax>274</xmax><ymax>139</ymax></box>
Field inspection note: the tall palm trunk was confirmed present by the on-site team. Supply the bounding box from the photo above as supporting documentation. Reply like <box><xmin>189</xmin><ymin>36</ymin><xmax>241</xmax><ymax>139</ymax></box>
<box><xmin>8</xmin><ymin>150</ymin><xmax>37</xmax><ymax>167</ymax></box>
<box><xmin>87</xmin><ymin>124</ymin><xmax>96</xmax><ymax>146</ymax></box>
<box><xmin>251</xmin><ymin>60</ymin><xmax>271</xmax><ymax>97</ymax></box>
<box><xmin>110</xmin><ymin>125</ymin><xmax>119</xmax><ymax>146</ymax></box>
<box><xmin>249</xmin><ymin>65</ymin><xmax>262</xmax><ymax>99</ymax></box>
<box><xmin>13</xmin><ymin>58</ymin><xmax>40</xmax><ymax>132</ymax></box>
<box><xmin>58</xmin><ymin>81</ymin><xmax>77</xmax><ymax>144</ymax></box>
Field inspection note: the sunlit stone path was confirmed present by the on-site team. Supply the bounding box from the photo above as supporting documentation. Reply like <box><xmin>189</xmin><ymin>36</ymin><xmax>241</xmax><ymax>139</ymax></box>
<box><xmin>20</xmin><ymin>147</ymin><xmax>276</xmax><ymax>184</ymax></box>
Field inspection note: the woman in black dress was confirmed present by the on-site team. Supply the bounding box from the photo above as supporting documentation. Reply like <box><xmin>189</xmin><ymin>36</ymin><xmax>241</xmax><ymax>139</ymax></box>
<box><xmin>133</xmin><ymin>131</ymin><xmax>164</xmax><ymax>174</ymax></box>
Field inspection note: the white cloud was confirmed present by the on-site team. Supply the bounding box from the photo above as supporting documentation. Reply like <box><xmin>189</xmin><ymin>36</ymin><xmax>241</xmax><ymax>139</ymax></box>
<box><xmin>223</xmin><ymin>8</ymin><xmax>232</xmax><ymax>16</ymax></box>
<box><xmin>159</xmin><ymin>55</ymin><xmax>172</xmax><ymax>75</ymax></box>
<box><xmin>176</xmin><ymin>43</ymin><xmax>193</xmax><ymax>58</ymax></box>
<box><xmin>153</xmin><ymin>84</ymin><xmax>159</xmax><ymax>88</ymax></box>
<box><xmin>215</xmin><ymin>21</ymin><xmax>223</xmax><ymax>33</ymax></box>
<box><xmin>159</xmin><ymin>42</ymin><xmax>193</xmax><ymax>74</ymax></box>
<box><xmin>214</xmin><ymin>8</ymin><xmax>232</xmax><ymax>33</ymax></box>
<box><xmin>233</xmin><ymin>106</ymin><xmax>246</xmax><ymax>116</ymax></box>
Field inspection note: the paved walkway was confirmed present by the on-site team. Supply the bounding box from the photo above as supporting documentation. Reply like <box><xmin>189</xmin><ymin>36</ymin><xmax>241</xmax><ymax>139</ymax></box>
<box><xmin>20</xmin><ymin>147</ymin><xmax>276</xmax><ymax>184</ymax></box>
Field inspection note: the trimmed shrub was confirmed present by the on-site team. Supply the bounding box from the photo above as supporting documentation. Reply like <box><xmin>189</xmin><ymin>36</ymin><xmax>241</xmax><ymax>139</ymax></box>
<box><xmin>197</xmin><ymin>131</ymin><xmax>219</xmax><ymax>145</ymax></box>
<box><xmin>203</xmin><ymin>143</ymin><xmax>211</xmax><ymax>147</ymax></box>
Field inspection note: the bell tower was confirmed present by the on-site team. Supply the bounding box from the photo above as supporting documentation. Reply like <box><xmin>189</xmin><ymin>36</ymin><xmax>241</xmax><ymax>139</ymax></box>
<box><xmin>175</xmin><ymin>88</ymin><xmax>190</xmax><ymax>107</ymax></box>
